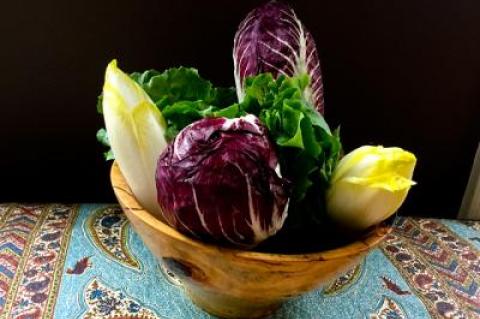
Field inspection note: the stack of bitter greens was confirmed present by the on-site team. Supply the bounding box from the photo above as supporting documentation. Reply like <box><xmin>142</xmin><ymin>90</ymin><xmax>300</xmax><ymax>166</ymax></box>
<box><xmin>98</xmin><ymin>1</ymin><xmax>416</xmax><ymax>250</ymax></box>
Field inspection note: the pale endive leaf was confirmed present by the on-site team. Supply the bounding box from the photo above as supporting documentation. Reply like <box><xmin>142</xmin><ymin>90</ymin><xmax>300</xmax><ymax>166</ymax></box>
<box><xmin>102</xmin><ymin>60</ymin><xmax>167</xmax><ymax>215</ymax></box>
<box><xmin>327</xmin><ymin>146</ymin><xmax>417</xmax><ymax>230</ymax></box>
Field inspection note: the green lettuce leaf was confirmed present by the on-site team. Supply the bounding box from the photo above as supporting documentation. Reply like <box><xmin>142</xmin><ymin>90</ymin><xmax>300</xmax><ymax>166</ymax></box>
<box><xmin>131</xmin><ymin>67</ymin><xmax>236</xmax><ymax>141</ymax></box>
<box><xmin>239</xmin><ymin>73</ymin><xmax>341</xmax><ymax>207</ymax></box>
<box><xmin>130</xmin><ymin>69</ymin><xmax>341</xmax><ymax>223</ymax></box>
<box><xmin>96</xmin><ymin>128</ymin><xmax>114</xmax><ymax>160</ymax></box>
<box><xmin>95</xmin><ymin>65</ymin><xmax>341</xmax><ymax>227</ymax></box>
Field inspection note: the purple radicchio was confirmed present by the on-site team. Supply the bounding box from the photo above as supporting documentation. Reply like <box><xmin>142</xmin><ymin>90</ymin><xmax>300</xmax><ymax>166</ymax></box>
<box><xmin>155</xmin><ymin>115</ymin><xmax>290</xmax><ymax>248</ymax></box>
<box><xmin>233</xmin><ymin>1</ymin><xmax>325</xmax><ymax>113</ymax></box>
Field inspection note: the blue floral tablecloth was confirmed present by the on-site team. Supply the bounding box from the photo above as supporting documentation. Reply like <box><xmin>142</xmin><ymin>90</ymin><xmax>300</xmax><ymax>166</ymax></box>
<box><xmin>1</xmin><ymin>203</ymin><xmax>479</xmax><ymax>318</ymax></box>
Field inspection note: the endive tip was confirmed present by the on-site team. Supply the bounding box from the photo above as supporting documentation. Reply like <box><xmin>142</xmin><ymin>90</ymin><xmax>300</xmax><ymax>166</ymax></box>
<box><xmin>105</xmin><ymin>59</ymin><xmax>121</xmax><ymax>78</ymax></box>
<box><xmin>108</xmin><ymin>59</ymin><xmax>118</xmax><ymax>69</ymax></box>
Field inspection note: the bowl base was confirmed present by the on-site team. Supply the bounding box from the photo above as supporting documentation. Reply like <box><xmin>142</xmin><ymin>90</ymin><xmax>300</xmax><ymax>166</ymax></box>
<box><xmin>187</xmin><ymin>287</ymin><xmax>282</xmax><ymax>319</ymax></box>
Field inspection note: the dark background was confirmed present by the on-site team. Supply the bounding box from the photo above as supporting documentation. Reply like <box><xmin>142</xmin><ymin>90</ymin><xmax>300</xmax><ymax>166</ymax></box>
<box><xmin>0</xmin><ymin>0</ymin><xmax>479</xmax><ymax>218</ymax></box>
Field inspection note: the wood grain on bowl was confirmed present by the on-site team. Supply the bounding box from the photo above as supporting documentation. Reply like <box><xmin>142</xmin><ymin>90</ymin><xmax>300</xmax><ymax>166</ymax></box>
<box><xmin>111</xmin><ymin>162</ymin><xmax>391</xmax><ymax>319</ymax></box>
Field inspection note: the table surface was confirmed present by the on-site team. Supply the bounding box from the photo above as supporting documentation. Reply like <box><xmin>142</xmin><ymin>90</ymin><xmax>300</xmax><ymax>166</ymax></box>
<box><xmin>1</xmin><ymin>204</ymin><xmax>479</xmax><ymax>319</ymax></box>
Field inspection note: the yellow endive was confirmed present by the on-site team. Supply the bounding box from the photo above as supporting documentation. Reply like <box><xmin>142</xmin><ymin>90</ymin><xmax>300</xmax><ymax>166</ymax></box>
<box><xmin>326</xmin><ymin>146</ymin><xmax>417</xmax><ymax>230</ymax></box>
<box><xmin>102</xmin><ymin>60</ymin><xmax>167</xmax><ymax>215</ymax></box>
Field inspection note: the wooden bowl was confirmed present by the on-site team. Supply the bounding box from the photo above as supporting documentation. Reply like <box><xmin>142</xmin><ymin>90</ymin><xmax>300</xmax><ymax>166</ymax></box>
<box><xmin>111</xmin><ymin>162</ymin><xmax>391</xmax><ymax>318</ymax></box>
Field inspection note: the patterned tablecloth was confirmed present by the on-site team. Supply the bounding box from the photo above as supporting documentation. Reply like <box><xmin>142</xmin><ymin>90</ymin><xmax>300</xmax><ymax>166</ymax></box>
<box><xmin>1</xmin><ymin>204</ymin><xmax>480</xmax><ymax>319</ymax></box>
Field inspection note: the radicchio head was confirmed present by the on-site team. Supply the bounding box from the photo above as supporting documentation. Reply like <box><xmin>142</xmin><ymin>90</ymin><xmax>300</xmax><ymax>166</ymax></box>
<box><xmin>234</xmin><ymin>1</ymin><xmax>325</xmax><ymax>113</ymax></box>
<box><xmin>155</xmin><ymin>115</ymin><xmax>290</xmax><ymax>248</ymax></box>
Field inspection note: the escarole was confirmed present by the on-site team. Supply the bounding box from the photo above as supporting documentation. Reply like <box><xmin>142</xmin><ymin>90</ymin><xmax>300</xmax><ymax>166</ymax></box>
<box><xmin>102</xmin><ymin>60</ymin><xmax>168</xmax><ymax>216</ymax></box>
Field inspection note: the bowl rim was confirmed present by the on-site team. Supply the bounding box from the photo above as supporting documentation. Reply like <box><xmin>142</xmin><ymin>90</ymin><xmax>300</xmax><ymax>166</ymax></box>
<box><xmin>111</xmin><ymin>161</ymin><xmax>392</xmax><ymax>263</ymax></box>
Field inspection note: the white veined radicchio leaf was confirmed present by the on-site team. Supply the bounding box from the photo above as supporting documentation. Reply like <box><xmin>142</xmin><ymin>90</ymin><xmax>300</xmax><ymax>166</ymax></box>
<box><xmin>155</xmin><ymin>115</ymin><xmax>290</xmax><ymax>248</ymax></box>
<box><xmin>233</xmin><ymin>1</ymin><xmax>325</xmax><ymax>113</ymax></box>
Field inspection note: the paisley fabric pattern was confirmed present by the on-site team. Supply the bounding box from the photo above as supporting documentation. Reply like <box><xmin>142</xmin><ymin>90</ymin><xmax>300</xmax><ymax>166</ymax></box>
<box><xmin>82</xmin><ymin>279</ymin><xmax>159</xmax><ymax>319</ymax></box>
<box><xmin>0</xmin><ymin>204</ymin><xmax>78</xmax><ymax>319</ymax></box>
<box><xmin>2</xmin><ymin>204</ymin><xmax>480</xmax><ymax>318</ymax></box>
<box><xmin>86</xmin><ymin>206</ymin><xmax>139</xmax><ymax>270</ymax></box>
<box><xmin>322</xmin><ymin>262</ymin><xmax>363</xmax><ymax>296</ymax></box>
<box><xmin>381</xmin><ymin>218</ymin><xmax>480</xmax><ymax>318</ymax></box>
<box><xmin>368</xmin><ymin>295</ymin><xmax>407</xmax><ymax>319</ymax></box>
